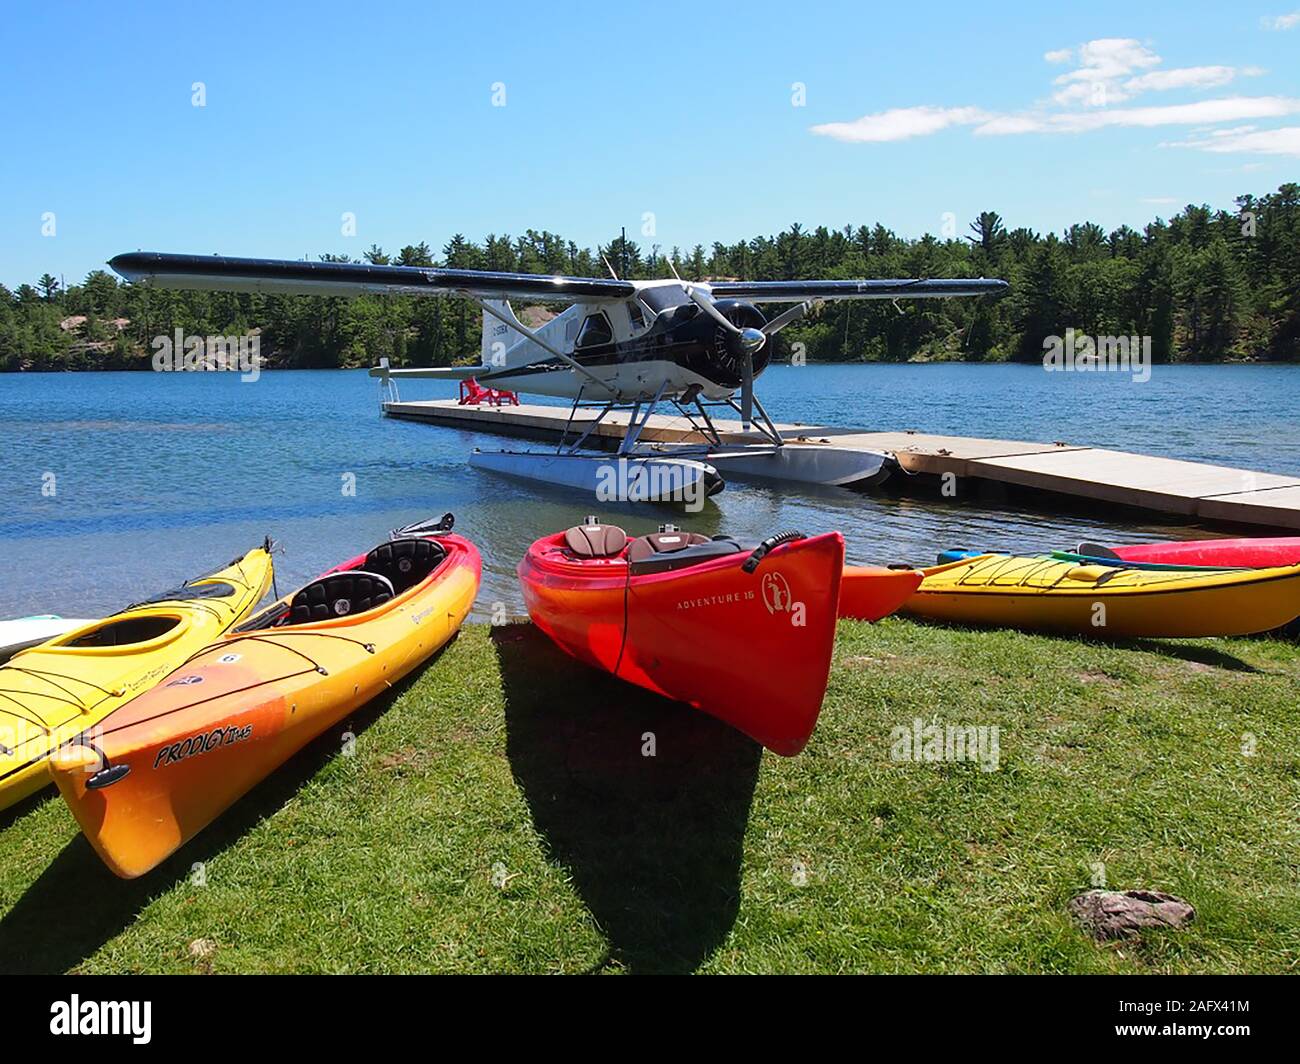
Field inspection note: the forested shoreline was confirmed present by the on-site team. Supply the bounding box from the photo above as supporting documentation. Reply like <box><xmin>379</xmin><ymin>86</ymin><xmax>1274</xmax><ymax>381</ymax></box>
<box><xmin>3</xmin><ymin>184</ymin><xmax>1297</xmax><ymax>371</ymax></box>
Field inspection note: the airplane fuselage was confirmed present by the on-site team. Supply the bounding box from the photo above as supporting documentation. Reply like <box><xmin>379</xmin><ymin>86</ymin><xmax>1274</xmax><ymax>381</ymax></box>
<box><xmin>475</xmin><ymin>279</ymin><xmax>772</xmax><ymax>403</ymax></box>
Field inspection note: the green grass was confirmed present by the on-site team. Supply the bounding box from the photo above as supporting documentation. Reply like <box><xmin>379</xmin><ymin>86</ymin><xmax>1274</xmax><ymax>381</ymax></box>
<box><xmin>1</xmin><ymin>619</ymin><xmax>1298</xmax><ymax>974</ymax></box>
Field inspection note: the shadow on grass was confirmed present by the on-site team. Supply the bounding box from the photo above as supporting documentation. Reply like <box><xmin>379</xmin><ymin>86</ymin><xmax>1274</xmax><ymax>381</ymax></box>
<box><xmin>904</xmin><ymin>616</ymin><xmax>1263</xmax><ymax>673</ymax></box>
<box><xmin>491</xmin><ymin>623</ymin><xmax>761</xmax><ymax>974</ymax></box>
<box><xmin>1111</xmin><ymin>638</ymin><xmax>1262</xmax><ymax>673</ymax></box>
<box><xmin>0</xmin><ymin>642</ymin><xmax>445</xmax><ymax>975</ymax></box>
<box><xmin>0</xmin><ymin>786</ymin><xmax>54</xmax><ymax>834</ymax></box>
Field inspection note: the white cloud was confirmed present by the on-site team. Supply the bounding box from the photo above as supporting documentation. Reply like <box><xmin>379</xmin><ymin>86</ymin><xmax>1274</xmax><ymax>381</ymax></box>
<box><xmin>1053</xmin><ymin>80</ymin><xmax>1126</xmax><ymax>107</ymax></box>
<box><xmin>810</xmin><ymin>35</ymin><xmax>1291</xmax><ymax>157</ymax></box>
<box><xmin>973</xmin><ymin>97</ymin><xmax>1300</xmax><ymax>135</ymax></box>
<box><xmin>1166</xmin><ymin>125</ymin><xmax>1300</xmax><ymax>154</ymax></box>
<box><xmin>1049</xmin><ymin>38</ymin><xmax>1161</xmax><ymax>105</ymax></box>
<box><xmin>1261</xmin><ymin>11</ymin><xmax>1300</xmax><ymax>30</ymax></box>
<box><xmin>1124</xmin><ymin>66</ymin><xmax>1239</xmax><ymax>92</ymax></box>
<box><xmin>1063</xmin><ymin>38</ymin><xmax>1161</xmax><ymax>81</ymax></box>
<box><xmin>1043</xmin><ymin>40</ymin><xmax>1258</xmax><ymax>107</ymax></box>
<box><xmin>973</xmin><ymin>114</ymin><xmax>1044</xmax><ymax>135</ymax></box>
<box><xmin>809</xmin><ymin>105</ymin><xmax>989</xmax><ymax>143</ymax></box>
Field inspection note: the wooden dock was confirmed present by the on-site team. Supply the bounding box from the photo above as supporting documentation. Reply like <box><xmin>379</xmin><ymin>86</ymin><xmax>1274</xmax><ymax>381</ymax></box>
<box><xmin>384</xmin><ymin>399</ymin><xmax>1300</xmax><ymax>530</ymax></box>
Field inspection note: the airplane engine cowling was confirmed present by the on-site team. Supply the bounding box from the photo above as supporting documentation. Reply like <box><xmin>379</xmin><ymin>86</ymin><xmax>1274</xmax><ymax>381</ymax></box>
<box><xmin>706</xmin><ymin>300</ymin><xmax>772</xmax><ymax>386</ymax></box>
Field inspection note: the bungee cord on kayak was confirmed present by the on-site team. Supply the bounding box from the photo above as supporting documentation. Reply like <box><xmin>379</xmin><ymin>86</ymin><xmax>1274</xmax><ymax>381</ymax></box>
<box><xmin>0</xmin><ymin>545</ymin><xmax>275</xmax><ymax>812</ymax></box>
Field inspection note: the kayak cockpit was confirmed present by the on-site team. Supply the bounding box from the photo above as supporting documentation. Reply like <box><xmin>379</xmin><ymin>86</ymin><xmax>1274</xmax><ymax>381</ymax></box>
<box><xmin>628</xmin><ymin>536</ymin><xmax>743</xmax><ymax>575</ymax></box>
<box><xmin>62</xmin><ymin>615</ymin><xmax>184</xmax><ymax>648</ymax></box>
<box><xmin>237</xmin><ymin>534</ymin><xmax>451</xmax><ymax>630</ymax></box>
<box><xmin>560</xmin><ymin>517</ymin><xmax>745</xmax><ymax>574</ymax></box>
<box><xmin>43</xmin><ymin>613</ymin><xmax>191</xmax><ymax>655</ymax></box>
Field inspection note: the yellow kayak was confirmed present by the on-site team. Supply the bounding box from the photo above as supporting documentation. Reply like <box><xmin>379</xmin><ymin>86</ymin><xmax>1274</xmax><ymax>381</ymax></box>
<box><xmin>0</xmin><ymin>544</ymin><xmax>274</xmax><ymax>810</ymax></box>
<box><xmin>902</xmin><ymin>553</ymin><xmax>1300</xmax><ymax>638</ymax></box>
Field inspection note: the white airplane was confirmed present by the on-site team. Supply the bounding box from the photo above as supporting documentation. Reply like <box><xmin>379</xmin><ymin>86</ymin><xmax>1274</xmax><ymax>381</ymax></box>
<box><xmin>110</xmin><ymin>251</ymin><xmax>1008</xmax><ymax>502</ymax></box>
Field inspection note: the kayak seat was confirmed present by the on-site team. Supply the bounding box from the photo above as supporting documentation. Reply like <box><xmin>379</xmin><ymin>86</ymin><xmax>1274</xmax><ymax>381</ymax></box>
<box><xmin>564</xmin><ymin>523</ymin><xmax>628</xmax><ymax>558</ymax></box>
<box><xmin>286</xmin><ymin>571</ymin><xmax>394</xmax><ymax>625</ymax></box>
<box><xmin>1076</xmin><ymin>542</ymin><xmax>1122</xmax><ymax>560</ymax></box>
<box><xmin>364</xmin><ymin>537</ymin><xmax>447</xmax><ymax>595</ymax></box>
<box><xmin>626</xmin><ymin>531</ymin><xmax>711</xmax><ymax>563</ymax></box>
<box><xmin>628</xmin><ymin>538</ymin><xmax>743</xmax><ymax>575</ymax></box>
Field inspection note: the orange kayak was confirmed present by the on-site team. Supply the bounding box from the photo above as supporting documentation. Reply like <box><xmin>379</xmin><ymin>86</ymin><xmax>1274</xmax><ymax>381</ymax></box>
<box><xmin>519</xmin><ymin>521</ymin><xmax>844</xmax><ymax>755</ymax></box>
<box><xmin>838</xmin><ymin>566</ymin><xmax>924</xmax><ymax>620</ymax></box>
<box><xmin>51</xmin><ymin>516</ymin><xmax>480</xmax><ymax>878</ymax></box>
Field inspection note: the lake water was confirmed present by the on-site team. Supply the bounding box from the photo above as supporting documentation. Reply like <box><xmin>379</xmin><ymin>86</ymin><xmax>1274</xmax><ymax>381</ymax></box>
<box><xmin>1</xmin><ymin>364</ymin><xmax>1296</xmax><ymax>620</ymax></box>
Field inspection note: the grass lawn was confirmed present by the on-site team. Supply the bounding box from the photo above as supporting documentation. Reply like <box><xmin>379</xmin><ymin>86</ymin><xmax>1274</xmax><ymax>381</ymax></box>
<box><xmin>1</xmin><ymin>618</ymin><xmax>1297</xmax><ymax>974</ymax></box>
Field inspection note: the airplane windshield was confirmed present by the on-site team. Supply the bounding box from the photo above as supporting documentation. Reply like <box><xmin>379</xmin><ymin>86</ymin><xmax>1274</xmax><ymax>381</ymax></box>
<box><xmin>638</xmin><ymin>286</ymin><xmax>691</xmax><ymax>314</ymax></box>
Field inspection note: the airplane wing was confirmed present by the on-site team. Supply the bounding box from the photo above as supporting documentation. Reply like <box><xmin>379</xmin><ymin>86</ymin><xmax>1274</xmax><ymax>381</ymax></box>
<box><xmin>706</xmin><ymin>278</ymin><xmax>1009</xmax><ymax>302</ymax></box>
<box><xmin>108</xmin><ymin>252</ymin><xmax>637</xmax><ymax>302</ymax></box>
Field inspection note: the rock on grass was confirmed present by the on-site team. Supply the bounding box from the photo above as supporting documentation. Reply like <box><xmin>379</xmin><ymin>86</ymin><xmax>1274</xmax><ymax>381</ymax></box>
<box><xmin>1069</xmin><ymin>890</ymin><xmax>1195</xmax><ymax>941</ymax></box>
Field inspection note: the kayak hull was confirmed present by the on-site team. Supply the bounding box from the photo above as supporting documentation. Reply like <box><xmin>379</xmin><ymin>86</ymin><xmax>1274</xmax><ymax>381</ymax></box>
<box><xmin>903</xmin><ymin>553</ymin><xmax>1300</xmax><ymax>638</ymax></box>
<box><xmin>519</xmin><ymin>530</ymin><xmax>844</xmax><ymax>755</ymax></box>
<box><xmin>839</xmin><ymin>567</ymin><xmax>924</xmax><ymax>621</ymax></box>
<box><xmin>51</xmin><ymin>532</ymin><xmax>481</xmax><ymax>878</ymax></box>
<box><xmin>0</xmin><ymin>548</ymin><xmax>274</xmax><ymax>811</ymax></box>
<box><xmin>1111</xmin><ymin>537</ymin><xmax>1300</xmax><ymax>569</ymax></box>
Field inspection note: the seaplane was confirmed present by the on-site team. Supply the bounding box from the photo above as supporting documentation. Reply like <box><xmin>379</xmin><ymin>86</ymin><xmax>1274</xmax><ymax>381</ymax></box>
<box><xmin>109</xmin><ymin>251</ymin><xmax>1008</xmax><ymax>504</ymax></box>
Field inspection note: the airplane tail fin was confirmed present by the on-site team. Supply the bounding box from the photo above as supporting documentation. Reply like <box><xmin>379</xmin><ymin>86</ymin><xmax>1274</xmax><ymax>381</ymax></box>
<box><xmin>480</xmin><ymin>300</ymin><xmax>524</xmax><ymax>369</ymax></box>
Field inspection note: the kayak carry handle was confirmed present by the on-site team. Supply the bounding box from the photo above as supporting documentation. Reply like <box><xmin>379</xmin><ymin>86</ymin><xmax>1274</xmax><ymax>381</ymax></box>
<box><xmin>390</xmin><ymin>513</ymin><xmax>455</xmax><ymax>539</ymax></box>
<box><xmin>87</xmin><ymin>763</ymin><xmax>131</xmax><ymax>789</ymax></box>
<box><xmin>56</xmin><ymin>735</ymin><xmax>132</xmax><ymax>790</ymax></box>
<box><xmin>742</xmin><ymin>530</ymin><xmax>805</xmax><ymax>574</ymax></box>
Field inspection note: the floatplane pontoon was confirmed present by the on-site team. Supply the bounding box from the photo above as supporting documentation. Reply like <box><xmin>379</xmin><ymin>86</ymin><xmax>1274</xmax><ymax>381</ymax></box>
<box><xmin>109</xmin><ymin>251</ymin><xmax>1008</xmax><ymax>502</ymax></box>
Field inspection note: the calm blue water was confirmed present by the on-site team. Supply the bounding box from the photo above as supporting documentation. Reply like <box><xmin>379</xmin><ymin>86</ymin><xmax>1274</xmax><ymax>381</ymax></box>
<box><xmin>1</xmin><ymin>364</ymin><xmax>1296</xmax><ymax>620</ymax></box>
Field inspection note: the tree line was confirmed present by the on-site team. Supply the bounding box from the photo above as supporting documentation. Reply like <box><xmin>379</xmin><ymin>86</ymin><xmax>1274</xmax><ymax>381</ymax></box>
<box><xmin>2</xmin><ymin>183</ymin><xmax>1296</xmax><ymax>371</ymax></box>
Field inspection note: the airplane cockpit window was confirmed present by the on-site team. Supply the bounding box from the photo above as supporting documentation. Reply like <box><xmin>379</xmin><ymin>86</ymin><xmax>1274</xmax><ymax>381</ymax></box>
<box><xmin>639</xmin><ymin>286</ymin><xmax>692</xmax><ymax>314</ymax></box>
<box><xmin>626</xmin><ymin>301</ymin><xmax>646</xmax><ymax>330</ymax></box>
<box><xmin>575</xmin><ymin>312</ymin><xmax>613</xmax><ymax>348</ymax></box>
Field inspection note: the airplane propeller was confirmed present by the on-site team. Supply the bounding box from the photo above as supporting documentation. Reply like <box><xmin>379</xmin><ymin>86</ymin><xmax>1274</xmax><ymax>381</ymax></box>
<box><xmin>687</xmin><ymin>286</ymin><xmax>764</xmax><ymax>427</ymax></box>
<box><xmin>761</xmin><ymin>300</ymin><xmax>815</xmax><ymax>336</ymax></box>
<box><xmin>686</xmin><ymin>286</ymin><xmax>815</xmax><ymax>429</ymax></box>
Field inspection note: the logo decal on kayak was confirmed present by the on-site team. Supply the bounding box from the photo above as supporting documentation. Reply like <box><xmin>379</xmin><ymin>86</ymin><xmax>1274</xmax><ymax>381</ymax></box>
<box><xmin>761</xmin><ymin>572</ymin><xmax>793</xmax><ymax>614</ymax></box>
<box><xmin>675</xmin><ymin>589</ymin><xmax>755</xmax><ymax>610</ymax></box>
<box><xmin>129</xmin><ymin>663</ymin><xmax>171</xmax><ymax>692</ymax></box>
<box><xmin>217</xmin><ymin>653</ymin><xmax>241</xmax><ymax>664</ymax></box>
<box><xmin>153</xmin><ymin>723</ymin><xmax>253</xmax><ymax>769</ymax></box>
<box><xmin>166</xmin><ymin>674</ymin><xmax>204</xmax><ymax>687</ymax></box>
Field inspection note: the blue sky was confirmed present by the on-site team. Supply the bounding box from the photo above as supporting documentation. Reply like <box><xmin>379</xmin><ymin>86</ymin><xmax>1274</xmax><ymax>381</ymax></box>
<box><xmin>2</xmin><ymin>0</ymin><xmax>1297</xmax><ymax>286</ymax></box>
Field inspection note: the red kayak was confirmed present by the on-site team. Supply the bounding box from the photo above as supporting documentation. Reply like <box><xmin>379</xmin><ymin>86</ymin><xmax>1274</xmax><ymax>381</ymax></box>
<box><xmin>839</xmin><ymin>566</ymin><xmax>924</xmax><ymax>620</ymax></box>
<box><xmin>1078</xmin><ymin>536</ymin><xmax>1300</xmax><ymax>569</ymax></box>
<box><xmin>518</xmin><ymin>520</ymin><xmax>845</xmax><ymax>755</ymax></box>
